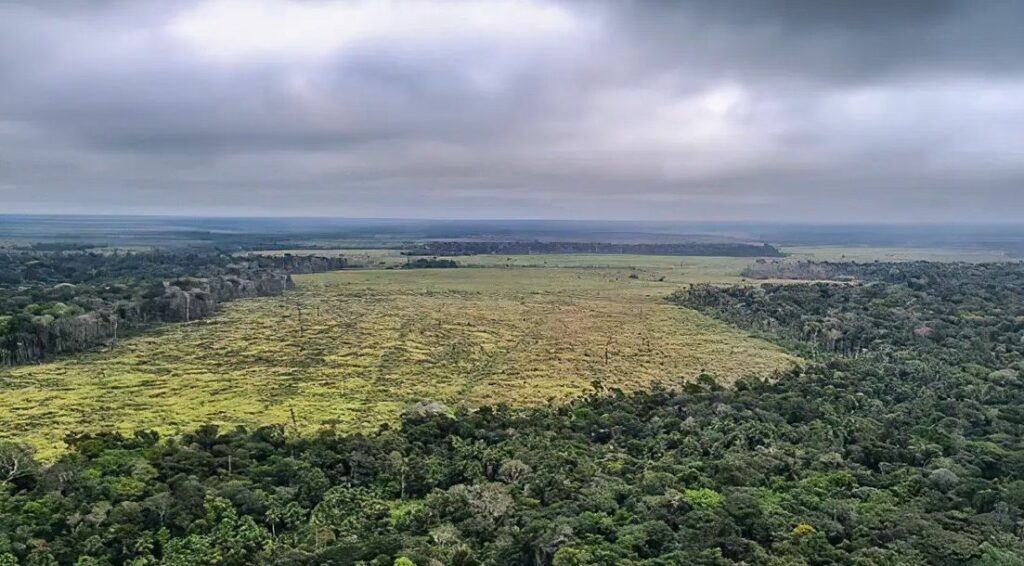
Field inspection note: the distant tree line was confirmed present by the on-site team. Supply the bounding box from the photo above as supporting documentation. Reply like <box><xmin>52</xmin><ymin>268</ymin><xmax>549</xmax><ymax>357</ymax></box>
<box><xmin>682</xmin><ymin>261</ymin><xmax>1024</xmax><ymax>360</ymax></box>
<box><xmin>2</xmin><ymin>261</ymin><xmax>1024</xmax><ymax>563</ymax></box>
<box><xmin>12</xmin><ymin>242</ymin><xmax>98</xmax><ymax>252</ymax></box>
<box><xmin>405</xmin><ymin>241</ymin><xmax>783</xmax><ymax>257</ymax></box>
<box><xmin>738</xmin><ymin>258</ymin><xmax>1010</xmax><ymax>283</ymax></box>
<box><xmin>0</xmin><ymin>251</ymin><xmax>347</xmax><ymax>365</ymax></box>
<box><xmin>400</xmin><ymin>258</ymin><xmax>459</xmax><ymax>269</ymax></box>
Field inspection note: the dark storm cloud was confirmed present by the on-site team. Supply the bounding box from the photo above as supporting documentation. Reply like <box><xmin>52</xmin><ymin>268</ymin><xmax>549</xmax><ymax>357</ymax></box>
<box><xmin>1</xmin><ymin>0</ymin><xmax>1023</xmax><ymax>221</ymax></box>
<box><xmin>615</xmin><ymin>0</ymin><xmax>1024</xmax><ymax>82</ymax></box>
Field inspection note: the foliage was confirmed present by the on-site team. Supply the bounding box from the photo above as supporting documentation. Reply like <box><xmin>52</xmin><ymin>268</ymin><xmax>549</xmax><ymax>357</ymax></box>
<box><xmin>0</xmin><ymin>251</ymin><xmax>346</xmax><ymax>365</ymax></box>
<box><xmin>675</xmin><ymin>261</ymin><xmax>1024</xmax><ymax>363</ymax></box>
<box><xmin>0</xmin><ymin>268</ymin><xmax>793</xmax><ymax>457</ymax></box>
<box><xmin>405</xmin><ymin>241</ymin><xmax>783</xmax><ymax>257</ymax></box>
<box><xmin>400</xmin><ymin>258</ymin><xmax>459</xmax><ymax>269</ymax></box>
<box><xmin>2</xmin><ymin>261</ymin><xmax>1024</xmax><ymax>563</ymax></box>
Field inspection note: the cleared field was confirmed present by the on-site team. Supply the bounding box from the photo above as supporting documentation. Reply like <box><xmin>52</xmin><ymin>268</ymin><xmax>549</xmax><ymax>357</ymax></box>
<box><xmin>441</xmin><ymin>254</ymin><xmax>757</xmax><ymax>284</ymax></box>
<box><xmin>259</xmin><ymin>245</ymin><xmax>1019</xmax><ymax>278</ymax></box>
<box><xmin>782</xmin><ymin>245</ymin><xmax>1013</xmax><ymax>262</ymax></box>
<box><xmin>0</xmin><ymin>267</ymin><xmax>795</xmax><ymax>458</ymax></box>
<box><xmin>258</xmin><ymin>249</ymin><xmax>758</xmax><ymax>283</ymax></box>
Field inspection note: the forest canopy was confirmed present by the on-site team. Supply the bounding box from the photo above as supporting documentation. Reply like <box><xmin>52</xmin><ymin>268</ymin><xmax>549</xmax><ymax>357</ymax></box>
<box><xmin>2</xmin><ymin>261</ymin><xmax>1024</xmax><ymax>564</ymax></box>
<box><xmin>0</xmin><ymin>251</ymin><xmax>347</xmax><ymax>365</ymax></box>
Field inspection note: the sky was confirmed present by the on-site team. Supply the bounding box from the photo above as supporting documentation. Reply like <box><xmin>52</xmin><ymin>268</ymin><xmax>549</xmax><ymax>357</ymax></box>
<box><xmin>1</xmin><ymin>0</ymin><xmax>1023</xmax><ymax>222</ymax></box>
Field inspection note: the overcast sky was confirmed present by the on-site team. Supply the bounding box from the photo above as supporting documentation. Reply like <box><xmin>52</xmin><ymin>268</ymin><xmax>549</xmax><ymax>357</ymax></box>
<box><xmin>2</xmin><ymin>0</ymin><xmax>1023</xmax><ymax>222</ymax></box>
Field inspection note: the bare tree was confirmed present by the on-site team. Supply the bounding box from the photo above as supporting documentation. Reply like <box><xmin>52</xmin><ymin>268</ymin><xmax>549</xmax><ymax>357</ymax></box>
<box><xmin>0</xmin><ymin>442</ymin><xmax>36</xmax><ymax>485</ymax></box>
<box><xmin>289</xmin><ymin>406</ymin><xmax>300</xmax><ymax>436</ymax></box>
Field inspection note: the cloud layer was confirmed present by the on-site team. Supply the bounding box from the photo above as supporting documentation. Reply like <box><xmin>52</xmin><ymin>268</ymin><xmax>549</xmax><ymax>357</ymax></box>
<box><xmin>2</xmin><ymin>0</ymin><xmax>1023</xmax><ymax>221</ymax></box>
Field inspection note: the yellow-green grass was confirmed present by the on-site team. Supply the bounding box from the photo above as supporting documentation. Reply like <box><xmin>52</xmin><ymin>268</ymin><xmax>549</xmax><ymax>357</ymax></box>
<box><xmin>256</xmin><ymin>248</ymin><xmax>408</xmax><ymax>269</ymax></box>
<box><xmin>438</xmin><ymin>253</ymin><xmax>761</xmax><ymax>284</ymax></box>
<box><xmin>782</xmin><ymin>245</ymin><xmax>1013</xmax><ymax>263</ymax></box>
<box><xmin>255</xmin><ymin>249</ymin><xmax>758</xmax><ymax>284</ymax></box>
<box><xmin>258</xmin><ymin>245</ymin><xmax>1018</xmax><ymax>266</ymax></box>
<box><xmin>0</xmin><ymin>268</ymin><xmax>796</xmax><ymax>459</ymax></box>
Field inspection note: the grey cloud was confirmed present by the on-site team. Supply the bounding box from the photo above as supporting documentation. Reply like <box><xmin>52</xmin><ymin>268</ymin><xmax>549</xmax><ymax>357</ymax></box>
<box><xmin>1</xmin><ymin>0</ymin><xmax>1023</xmax><ymax>222</ymax></box>
<box><xmin>613</xmin><ymin>0</ymin><xmax>1024</xmax><ymax>83</ymax></box>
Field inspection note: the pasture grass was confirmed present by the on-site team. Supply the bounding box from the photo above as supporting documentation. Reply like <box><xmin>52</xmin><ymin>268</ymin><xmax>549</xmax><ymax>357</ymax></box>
<box><xmin>782</xmin><ymin>245</ymin><xmax>1012</xmax><ymax>263</ymax></box>
<box><xmin>0</xmin><ymin>267</ymin><xmax>795</xmax><ymax>458</ymax></box>
<box><xmin>258</xmin><ymin>249</ymin><xmax>758</xmax><ymax>283</ymax></box>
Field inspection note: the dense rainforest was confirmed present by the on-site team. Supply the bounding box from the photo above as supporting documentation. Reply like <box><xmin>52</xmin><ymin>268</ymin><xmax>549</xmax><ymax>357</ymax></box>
<box><xmin>3</xmin><ymin>261</ymin><xmax>1024</xmax><ymax>564</ymax></box>
<box><xmin>0</xmin><ymin>251</ymin><xmax>347</xmax><ymax>365</ymax></box>
<box><xmin>404</xmin><ymin>241</ymin><xmax>783</xmax><ymax>258</ymax></box>
<box><xmin>737</xmin><ymin>259</ymin><xmax>989</xmax><ymax>283</ymax></box>
<box><xmin>706</xmin><ymin>261</ymin><xmax>1024</xmax><ymax>361</ymax></box>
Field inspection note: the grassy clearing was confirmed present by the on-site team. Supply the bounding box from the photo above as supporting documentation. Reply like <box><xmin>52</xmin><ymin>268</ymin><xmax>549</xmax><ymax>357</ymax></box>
<box><xmin>0</xmin><ymin>267</ymin><xmax>795</xmax><ymax>458</ymax></box>
<box><xmin>257</xmin><ymin>249</ymin><xmax>757</xmax><ymax>283</ymax></box>
<box><xmin>260</xmin><ymin>246</ymin><xmax>1017</xmax><ymax>266</ymax></box>
<box><xmin>437</xmin><ymin>254</ymin><xmax>756</xmax><ymax>284</ymax></box>
<box><xmin>781</xmin><ymin>245</ymin><xmax>1013</xmax><ymax>263</ymax></box>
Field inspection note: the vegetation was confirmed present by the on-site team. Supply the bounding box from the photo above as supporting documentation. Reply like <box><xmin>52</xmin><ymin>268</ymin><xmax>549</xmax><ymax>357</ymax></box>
<box><xmin>738</xmin><ymin>258</ymin><xmax>1023</xmax><ymax>282</ymax></box>
<box><xmin>679</xmin><ymin>261</ymin><xmax>1024</xmax><ymax>363</ymax></box>
<box><xmin>0</xmin><ymin>268</ymin><xmax>793</xmax><ymax>458</ymax></box>
<box><xmin>0</xmin><ymin>251</ymin><xmax>347</xmax><ymax>365</ymax></box>
<box><xmin>404</xmin><ymin>241</ymin><xmax>783</xmax><ymax>258</ymax></box>
<box><xmin>401</xmin><ymin>258</ymin><xmax>459</xmax><ymax>269</ymax></box>
<box><xmin>780</xmin><ymin>246</ymin><xmax>1013</xmax><ymax>263</ymax></box>
<box><xmin>2</xmin><ymin>261</ymin><xmax>1024</xmax><ymax>563</ymax></box>
<box><xmin>254</xmin><ymin>251</ymin><xmax>761</xmax><ymax>285</ymax></box>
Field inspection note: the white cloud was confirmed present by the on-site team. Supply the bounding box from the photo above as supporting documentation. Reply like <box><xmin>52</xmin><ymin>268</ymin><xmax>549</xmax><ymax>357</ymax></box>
<box><xmin>167</xmin><ymin>0</ymin><xmax>587</xmax><ymax>63</ymax></box>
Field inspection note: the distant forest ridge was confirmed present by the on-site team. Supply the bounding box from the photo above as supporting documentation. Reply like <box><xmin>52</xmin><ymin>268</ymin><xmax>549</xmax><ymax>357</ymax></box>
<box><xmin>405</xmin><ymin>241</ymin><xmax>784</xmax><ymax>257</ymax></box>
<box><xmin>5</xmin><ymin>216</ymin><xmax>1024</xmax><ymax>255</ymax></box>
